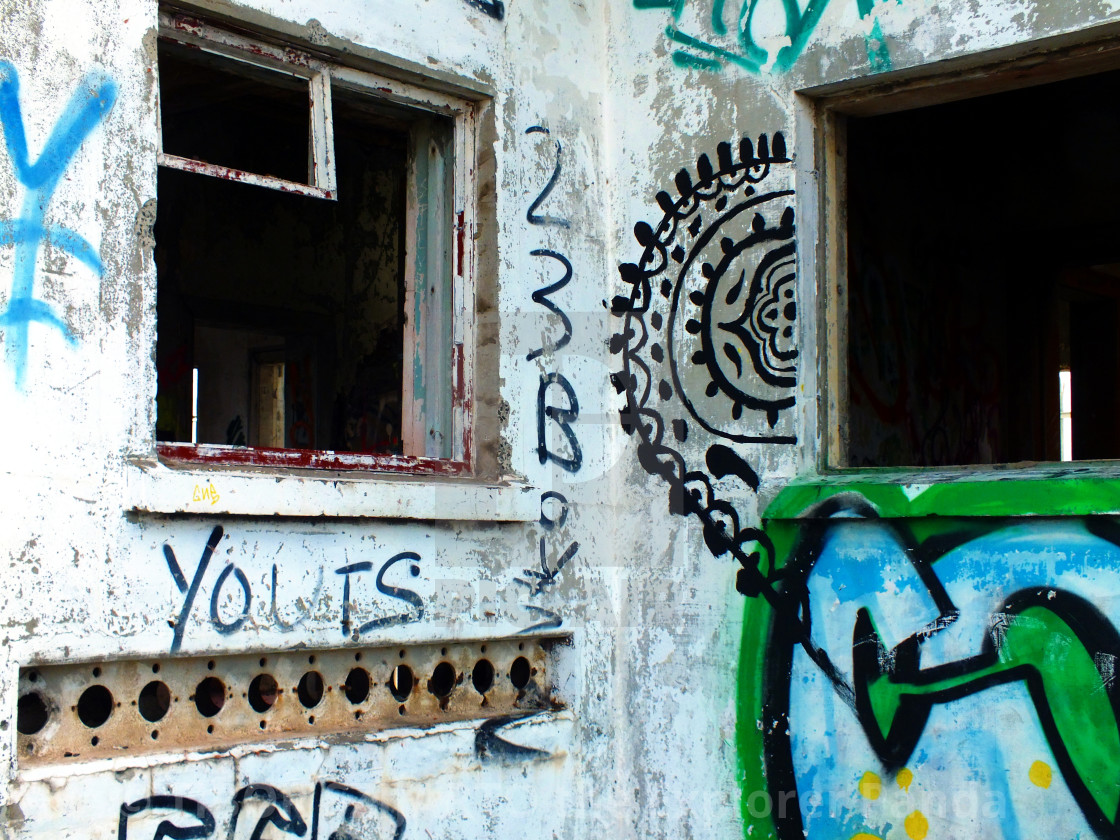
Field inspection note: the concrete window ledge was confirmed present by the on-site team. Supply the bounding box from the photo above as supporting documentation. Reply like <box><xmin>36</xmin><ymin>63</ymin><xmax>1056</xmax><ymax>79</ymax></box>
<box><xmin>123</xmin><ymin>458</ymin><xmax>537</xmax><ymax>522</ymax></box>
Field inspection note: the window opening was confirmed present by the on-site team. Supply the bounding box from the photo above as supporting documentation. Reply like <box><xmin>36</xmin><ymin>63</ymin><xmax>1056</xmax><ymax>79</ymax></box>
<box><xmin>158</xmin><ymin>40</ymin><xmax>312</xmax><ymax>188</ymax></box>
<box><xmin>841</xmin><ymin>68</ymin><xmax>1120</xmax><ymax>467</ymax></box>
<box><xmin>153</xmin><ymin>17</ymin><xmax>470</xmax><ymax>472</ymax></box>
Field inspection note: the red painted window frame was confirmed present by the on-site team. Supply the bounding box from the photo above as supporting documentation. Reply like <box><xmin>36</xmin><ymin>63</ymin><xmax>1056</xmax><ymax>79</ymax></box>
<box><xmin>156</xmin><ymin>443</ymin><xmax>471</xmax><ymax>476</ymax></box>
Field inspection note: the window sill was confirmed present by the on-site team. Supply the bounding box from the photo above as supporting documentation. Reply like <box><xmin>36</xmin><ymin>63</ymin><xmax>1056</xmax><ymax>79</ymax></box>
<box><xmin>157</xmin><ymin>443</ymin><xmax>470</xmax><ymax>476</ymax></box>
<box><xmin>123</xmin><ymin>454</ymin><xmax>537</xmax><ymax>521</ymax></box>
<box><xmin>766</xmin><ymin>462</ymin><xmax>1120</xmax><ymax>520</ymax></box>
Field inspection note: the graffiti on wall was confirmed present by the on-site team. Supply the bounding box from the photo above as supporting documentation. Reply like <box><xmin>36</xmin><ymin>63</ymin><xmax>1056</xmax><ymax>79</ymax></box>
<box><xmin>610</xmin><ymin>132</ymin><xmax>796</xmax><ymax>597</ymax></box>
<box><xmin>118</xmin><ymin>779</ymin><xmax>405</xmax><ymax>840</ymax></box>
<box><xmin>462</xmin><ymin>0</ymin><xmax>505</xmax><ymax>21</ymax></box>
<box><xmin>0</xmin><ymin>63</ymin><xmax>117</xmax><ymax>388</ymax></box>
<box><xmin>163</xmin><ymin>526</ymin><xmax>425</xmax><ymax>652</ymax></box>
<box><xmin>609</xmin><ymin>137</ymin><xmax>1120</xmax><ymax>839</ymax></box>
<box><xmin>609</xmin><ymin>134</ymin><xmax>1120</xmax><ymax>838</ymax></box>
<box><xmin>742</xmin><ymin>490</ymin><xmax>1120</xmax><ymax>840</ymax></box>
<box><xmin>517</xmin><ymin>125</ymin><xmax>582</xmax><ymax>634</ymax></box>
<box><xmin>633</xmin><ymin>0</ymin><xmax>893</xmax><ymax>74</ymax></box>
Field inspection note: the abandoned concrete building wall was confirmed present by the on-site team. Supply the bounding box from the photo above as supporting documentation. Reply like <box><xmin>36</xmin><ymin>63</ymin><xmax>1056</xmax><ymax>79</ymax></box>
<box><xmin>2</xmin><ymin>0</ymin><xmax>1120</xmax><ymax>839</ymax></box>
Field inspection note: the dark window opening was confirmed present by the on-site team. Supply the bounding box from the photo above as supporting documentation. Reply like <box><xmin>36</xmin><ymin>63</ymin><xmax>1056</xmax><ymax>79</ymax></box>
<box><xmin>845</xmin><ymin>68</ymin><xmax>1120</xmax><ymax>467</ymax></box>
<box><xmin>158</xmin><ymin>41</ymin><xmax>310</xmax><ymax>185</ymax></box>
<box><xmin>154</xmin><ymin>41</ymin><xmax>456</xmax><ymax>463</ymax></box>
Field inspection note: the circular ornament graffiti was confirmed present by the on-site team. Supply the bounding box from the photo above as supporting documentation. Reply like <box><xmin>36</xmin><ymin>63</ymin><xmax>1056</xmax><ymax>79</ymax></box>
<box><xmin>609</xmin><ymin>132</ymin><xmax>797</xmax><ymax>593</ymax></box>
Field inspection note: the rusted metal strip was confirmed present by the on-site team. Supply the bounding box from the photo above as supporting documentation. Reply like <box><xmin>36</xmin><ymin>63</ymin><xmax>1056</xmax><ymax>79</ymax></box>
<box><xmin>18</xmin><ymin>637</ymin><xmax>561</xmax><ymax>767</ymax></box>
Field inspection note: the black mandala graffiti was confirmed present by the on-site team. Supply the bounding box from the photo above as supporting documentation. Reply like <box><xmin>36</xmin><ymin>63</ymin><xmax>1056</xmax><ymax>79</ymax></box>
<box><xmin>682</xmin><ymin>211</ymin><xmax>797</xmax><ymax>432</ymax></box>
<box><xmin>610</xmin><ymin>133</ymin><xmax>797</xmax><ymax>597</ymax></box>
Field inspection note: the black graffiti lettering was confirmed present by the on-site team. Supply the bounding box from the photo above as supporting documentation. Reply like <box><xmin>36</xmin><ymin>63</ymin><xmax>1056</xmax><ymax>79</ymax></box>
<box><xmin>516</xmin><ymin>537</ymin><xmax>579</xmax><ymax>597</ymax></box>
<box><xmin>475</xmin><ymin>714</ymin><xmax>550</xmax><ymax>762</ymax></box>
<box><xmin>314</xmin><ymin>782</ymin><xmax>407</xmax><ymax>840</ymax></box>
<box><xmin>541</xmin><ymin>537</ymin><xmax>578</xmax><ymax>583</ymax></box>
<box><xmin>119</xmin><ymin>783</ymin><xmax>405</xmax><ymax>840</ymax></box>
<box><xmin>270</xmin><ymin>563</ymin><xmax>322</xmax><ymax>631</ymax></box>
<box><xmin>536</xmin><ymin>372</ymin><xmax>582</xmax><ymax>472</ymax></box>
<box><xmin>705</xmin><ymin>444</ymin><xmax>760</xmax><ymax>492</ymax></box>
<box><xmin>518</xmin><ymin>604</ymin><xmax>562</xmax><ymax>634</ymax></box>
<box><xmin>540</xmin><ymin>537</ymin><xmax>578</xmax><ymax>590</ymax></box>
<box><xmin>461</xmin><ymin>0</ymin><xmax>504</xmax><ymax>20</ymax></box>
<box><xmin>519</xmin><ymin>123</ymin><xmax>580</xmax><ymax>634</ymax></box>
<box><xmin>538</xmin><ymin>491</ymin><xmax>569</xmax><ymax>531</ymax></box>
<box><xmin>524</xmin><ymin>126</ymin><xmax>570</xmax><ymax>228</ymax></box>
<box><xmin>229</xmin><ymin>785</ymin><xmax>307</xmax><ymax>840</ymax></box>
<box><xmin>162</xmin><ymin>527</ymin><xmax>425</xmax><ymax>647</ymax></box>
<box><xmin>335</xmin><ymin>552</ymin><xmax>424</xmax><ymax>639</ymax></box>
<box><xmin>163</xmin><ymin>526</ymin><xmax>224</xmax><ymax>653</ymax></box>
<box><xmin>336</xmin><ymin>561</ymin><xmax>373</xmax><ymax>637</ymax></box>
<box><xmin>209</xmin><ymin>563</ymin><xmax>251</xmax><ymax>634</ymax></box>
<box><xmin>368</xmin><ymin>552</ymin><xmax>424</xmax><ymax>632</ymax></box>
<box><xmin>118</xmin><ymin>796</ymin><xmax>216</xmax><ymax>840</ymax></box>
<box><xmin>518</xmin><ymin>491</ymin><xmax>579</xmax><ymax>594</ymax></box>
<box><xmin>526</xmin><ymin>250</ymin><xmax>574</xmax><ymax>361</ymax></box>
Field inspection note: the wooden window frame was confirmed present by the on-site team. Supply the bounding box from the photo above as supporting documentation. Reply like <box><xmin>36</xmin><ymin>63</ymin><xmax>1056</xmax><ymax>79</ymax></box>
<box><xmin>154</xmin><ymin>11</ymin><xmax>478</xmax><ymax>477</ymax></box>
<box><xmin>806</xmin><ymin>32</ymin><xmax>1120</xmax><ymax>472</ymax></box>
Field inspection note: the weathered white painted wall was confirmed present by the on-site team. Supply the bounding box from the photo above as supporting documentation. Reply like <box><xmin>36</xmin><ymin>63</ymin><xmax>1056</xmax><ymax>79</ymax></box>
<box><xmin>604</xmin><ymin>1</ymin><xmax>1120</xmax><ymax>840</ymax></box>
<box><xmin>0</xmin><ymin>1</ymin><xmax>610</xmax><ymax>836</ymax></box>
<box><xmin>1</xmin><ymin>0</ymin><xmax>1120</xmax><ymax>838</ymax></box>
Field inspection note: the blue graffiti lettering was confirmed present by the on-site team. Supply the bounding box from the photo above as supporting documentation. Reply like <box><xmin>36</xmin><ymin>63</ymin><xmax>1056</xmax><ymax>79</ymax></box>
<box><xmin>0</xmin><ymin>63</ymin><xmax>117</xmax><ymax>388</ymax></box>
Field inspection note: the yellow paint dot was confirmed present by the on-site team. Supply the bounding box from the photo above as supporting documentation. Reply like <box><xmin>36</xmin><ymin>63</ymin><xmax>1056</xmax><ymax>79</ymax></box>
<box><xmin>850</xmin><ymin>834</ymin><xmax>883</xmax><ymax>840</ymax></box>
<box><xmin>897</xmin><ymin>767</ymin><xmax>914</xmax><ymax>792</ymax></box>
<box><xmin>905</xmin><ymin>810</ymin><xmax>928</xmax><ymax>840</ymax></box>
<box><xmin>858</xmin><ymin>771</ymin><xmax>882</xmax><ymax>800</ymax></box>
<box><xmin>1029</xmin><ymin>760</ymin><xmax>1052</xmax><ymax>788</ymax></box>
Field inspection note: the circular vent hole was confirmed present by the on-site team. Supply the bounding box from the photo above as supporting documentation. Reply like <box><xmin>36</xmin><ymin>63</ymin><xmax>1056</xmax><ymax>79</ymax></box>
<box><xmin>17</xmin><ymin>692</ymin><xmax>49</xmax><ymax>735</ymax></box>
<box><xmin>297</xmin><ymin>671</ymin><xmax>324</xmax><ymax>708</ymax></box>
<box><xmin>77</xmin><ymin>685</ymin><xmax>114</xmax><ymax>728</ymax></box>
<box><xmin>248</xmin><ymin>674</ymin><xmax>279</xmax><ymax>713</ymax></box>
<box><xmin>472</xmin><ymin>659</ymin><xmax>495</xmax><ymax>695</ymax></box>
<box><xmin>138</xmin><ymin>681</ymin><xmax>171</xmax><ymax>722</ymax></box>
<box><xmin>388</xmin><ymin>665</ymin><xmax>413</xmax><ymax>702</ymax></box>
<box><xmin>510</xmin><ymin>657</ymin><xmax>532</xmax><ymax>690</ymax></box>
<box><xmin>345</xmin><ymin>668</ymin><xmax>371</xmax><ymax>704</ymax></box>
<box><xmin>194</xmin><ymin>677</ymin><xmax>225</xmax><ymax>717</ymax></box>
<box><xmin>428</xmin><ymin>662</ymin><xmax>456</xmax><ymax>699</ymax></box>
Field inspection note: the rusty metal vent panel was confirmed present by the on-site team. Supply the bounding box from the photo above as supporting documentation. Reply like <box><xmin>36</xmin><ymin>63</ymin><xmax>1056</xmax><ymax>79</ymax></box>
<box><xmin>16</xmin><ymin>637</ymin><xmax>558</xmax><ymax>766</ymax></box>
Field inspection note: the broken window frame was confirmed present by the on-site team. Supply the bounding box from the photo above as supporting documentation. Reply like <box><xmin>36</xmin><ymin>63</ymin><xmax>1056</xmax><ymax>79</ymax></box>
<box><xmin>153</xmin><ymin>11</ymin><xmax>477</xmax><ymax>476</ymax></box>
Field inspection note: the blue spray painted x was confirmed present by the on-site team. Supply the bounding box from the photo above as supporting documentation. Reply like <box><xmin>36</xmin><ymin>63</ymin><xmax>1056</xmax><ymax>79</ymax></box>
<box><xmin>0</xmin><ymin>62</ymin><xmax>117</xmax><ymax>389</ymax></box>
